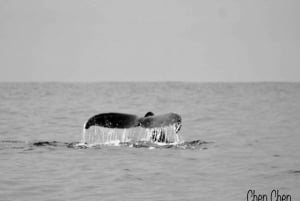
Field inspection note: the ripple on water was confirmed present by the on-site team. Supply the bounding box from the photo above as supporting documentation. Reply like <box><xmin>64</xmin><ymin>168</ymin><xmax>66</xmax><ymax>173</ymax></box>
<box><xmin>0</xmin><ymin>139</ymin><xmax>212</xmax><ymax>151</ymax></box>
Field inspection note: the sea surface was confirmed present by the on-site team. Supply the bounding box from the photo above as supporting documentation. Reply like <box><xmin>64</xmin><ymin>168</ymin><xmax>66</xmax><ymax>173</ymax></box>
<box><xmin>0</xmin><ymin>82</ymin><xmax>299</xmax><ymax>201</ymax></box>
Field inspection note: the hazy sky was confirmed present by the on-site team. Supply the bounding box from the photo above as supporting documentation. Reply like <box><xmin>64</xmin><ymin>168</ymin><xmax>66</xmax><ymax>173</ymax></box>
<box><xmin>0</xmin><ymin>0</ymin><xmax>299</xmax><ymax>82</ymax></box>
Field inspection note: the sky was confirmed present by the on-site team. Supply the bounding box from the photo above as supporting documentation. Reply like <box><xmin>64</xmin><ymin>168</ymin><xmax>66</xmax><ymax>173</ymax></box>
<box><xmin>0</xmin><ymin>0</ymin><xmax>299</xmax><ymax>82</ymax></box>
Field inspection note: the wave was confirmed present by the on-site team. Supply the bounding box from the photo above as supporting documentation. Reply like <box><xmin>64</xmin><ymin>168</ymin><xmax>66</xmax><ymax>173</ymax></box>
<box><xmin>0</xmin><ymin>139</ymin><xmax>211</xmax><ymax>151</ymax></box>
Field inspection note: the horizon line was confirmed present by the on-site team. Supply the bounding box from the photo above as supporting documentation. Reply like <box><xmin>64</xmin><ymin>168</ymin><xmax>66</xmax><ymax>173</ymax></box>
<box><xmin>0</xmin><ymin>80</ymin><xmax>299</xmax><ymax>84</ymax></box>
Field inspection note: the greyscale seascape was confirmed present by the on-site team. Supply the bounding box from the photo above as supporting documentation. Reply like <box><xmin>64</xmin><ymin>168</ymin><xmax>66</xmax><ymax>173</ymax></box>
<box><xmin>0</xmin><ymin>82</ymin><xmax>299</xmax><ymax>201</ymax></box>
<box><xmin>1</xmin><ymin>0</ymin><xmax>300</xmax><ymax>200</ymax></box>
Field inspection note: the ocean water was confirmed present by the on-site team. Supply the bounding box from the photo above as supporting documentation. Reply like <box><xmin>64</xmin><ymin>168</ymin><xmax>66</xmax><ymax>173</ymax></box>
<box><xmin>0</xmin><ymin>82</ymin><xmax>299</xmax><ymax>201</ymax></box>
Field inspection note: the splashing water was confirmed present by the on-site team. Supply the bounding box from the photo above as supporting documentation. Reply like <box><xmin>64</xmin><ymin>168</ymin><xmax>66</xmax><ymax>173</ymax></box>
<box><xmin>77</xmin><ymin>123</ymin><xmax>184</xmax><ymax>147</ymax></box>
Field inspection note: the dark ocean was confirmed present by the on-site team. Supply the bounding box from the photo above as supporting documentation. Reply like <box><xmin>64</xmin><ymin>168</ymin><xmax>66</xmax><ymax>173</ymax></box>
<box><xmin>0</xmin><ymin>82</ymin><xmax>299</xmax><ymax>201</ymax></box>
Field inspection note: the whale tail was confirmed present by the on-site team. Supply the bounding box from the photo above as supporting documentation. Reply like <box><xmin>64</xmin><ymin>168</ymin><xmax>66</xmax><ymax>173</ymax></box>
<box><xmin>144</xmin><ymin>111</ymin><xmax>154</xmax><ymax>117</ymax></box>
<box><xmin>84</xmin><ymin>113</ymin><xmax>138</xmax><ymax>130</ymax></box>
<box><xmin>83</xmin><ymin>112</ymin><xmax>183</xmax><ymax>144</ymax></box>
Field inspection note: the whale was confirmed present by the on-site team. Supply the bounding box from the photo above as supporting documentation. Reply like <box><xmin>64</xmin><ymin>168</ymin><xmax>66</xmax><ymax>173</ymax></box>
<box><xmin>84</xmin><ymin>112</ymin><xmax>182</xmax><ymax>142</ymax></box>
<box><xmin>85</xmin><ymin>112</ymin><xmax>181</xmax><ymax>130</ymax></box>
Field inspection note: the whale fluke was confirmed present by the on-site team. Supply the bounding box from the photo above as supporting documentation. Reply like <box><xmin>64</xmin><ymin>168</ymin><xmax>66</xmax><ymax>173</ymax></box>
<box><xmin>85</xmin><ymin>112</ymin><xmax>181</xmax><ymax>131</ymax></box>
<box><xmin>83</xmin><ymin>112</ymin><xmax>182</xmax><ymax>143</ymax></box>
<box><xmin>84</xmin><ymin>113</ymin><xmax>139</xmax><ymax>129</ymax></box>
<box><xmin>138</xmin><ymin>113</ymin><xmax>181</xmax><ymax>129</ymax></box>
<box><xmin>144</xmin><ymin>111</ymin><xmax>154</xmax><ymax>117</ymax></box>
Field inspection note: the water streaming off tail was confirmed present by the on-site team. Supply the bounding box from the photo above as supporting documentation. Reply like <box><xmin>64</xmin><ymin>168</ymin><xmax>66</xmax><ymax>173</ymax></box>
<box><xmin>79</xmin><ymin>124</ymin><xmax>184</xmax><ymax>146</ymax></box>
